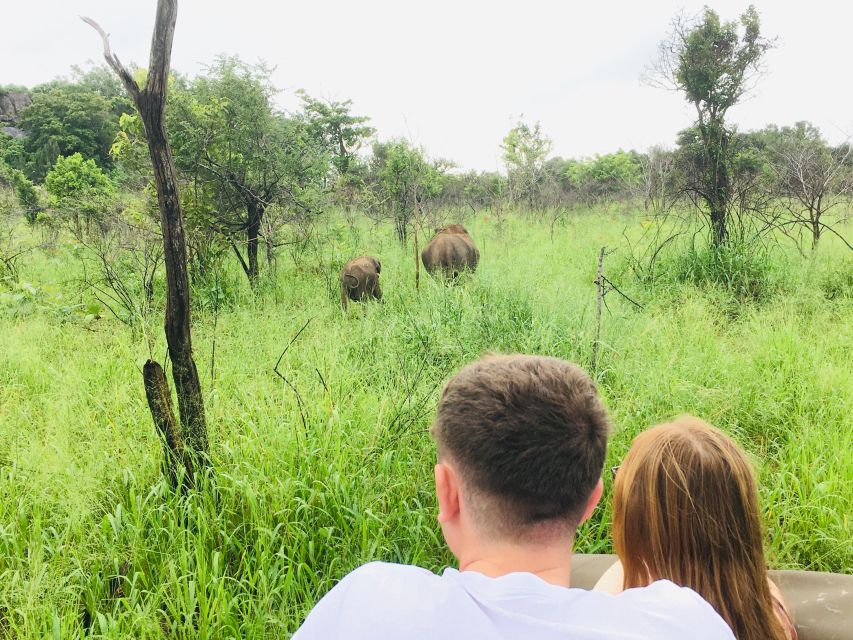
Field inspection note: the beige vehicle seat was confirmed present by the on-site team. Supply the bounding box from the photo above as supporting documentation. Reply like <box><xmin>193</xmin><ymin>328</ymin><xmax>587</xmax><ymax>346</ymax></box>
<box><xmin>571</xmin><ymin>554</ymin><xmax>852</xmax><ymax>640</ymax></box>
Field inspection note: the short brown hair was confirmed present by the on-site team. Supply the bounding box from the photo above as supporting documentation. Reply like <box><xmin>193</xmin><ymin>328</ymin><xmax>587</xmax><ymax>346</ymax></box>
<box><xmin>431</xmin><ymin>354</ymin><xmax>610</xmax><ymax>537</ymax></box>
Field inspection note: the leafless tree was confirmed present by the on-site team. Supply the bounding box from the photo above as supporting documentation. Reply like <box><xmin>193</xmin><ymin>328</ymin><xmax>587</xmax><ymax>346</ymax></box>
<box><xmin>83</xmin><ymin>0</ymin><xmax>209</xmax><ymax>484</ymax></box>
<box><xmin>75</xmin><ymin>217</ymin><xmax>163</xmax><ymax>348</ymax></box>
<box><xmin>638</xmin><ymin>146</ymin><xmax>678</xmax><ymax>215</ymax></box>
<box><xmin>771</xmin><ymin>135</ymin><xmax>852</xmax><ymax>252</ymax></box>
<box><xmin>0</xmin><ymin>207</ymin><xmax>29</xmax><ymax>285</ymax></box>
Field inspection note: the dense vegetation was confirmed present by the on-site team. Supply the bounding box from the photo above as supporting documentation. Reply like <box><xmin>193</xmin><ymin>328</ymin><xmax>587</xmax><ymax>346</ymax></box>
<box><xmin>0</xmin><ymin>4</ymin><xmax>851</xmax><ymax>638</ymax></box>
<box><xmin>1</xmin><ymin>212</ymin><xmax>851</xmax><ymax>637</ymax></box>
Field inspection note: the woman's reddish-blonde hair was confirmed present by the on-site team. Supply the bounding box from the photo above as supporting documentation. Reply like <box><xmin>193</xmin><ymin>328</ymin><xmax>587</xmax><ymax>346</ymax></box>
<box><xmin>612</xmin><ymin>417</ymin><xmax>787</xmax><ymax>640</ymax></box>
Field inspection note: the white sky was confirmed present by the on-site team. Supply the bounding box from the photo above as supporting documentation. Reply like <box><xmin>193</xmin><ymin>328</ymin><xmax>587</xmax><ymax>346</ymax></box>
<box><xmin>2</xmin><ymin>0</ymin><xmax>851</xmax><ymax>171</ymax></box>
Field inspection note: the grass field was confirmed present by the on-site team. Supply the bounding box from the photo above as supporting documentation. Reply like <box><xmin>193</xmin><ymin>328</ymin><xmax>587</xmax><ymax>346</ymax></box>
<box><xmin>1</xmin><ymin>210</ymin><xmax>851</xmax><ymax>638</ymax></box>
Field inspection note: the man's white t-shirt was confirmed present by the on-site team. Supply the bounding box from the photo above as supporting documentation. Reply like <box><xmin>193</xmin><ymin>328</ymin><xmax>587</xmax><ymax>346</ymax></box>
<box><xmin>293</xmin><ymin>561</ymin><xmax>735</xmax><ymax>639</ymax></box>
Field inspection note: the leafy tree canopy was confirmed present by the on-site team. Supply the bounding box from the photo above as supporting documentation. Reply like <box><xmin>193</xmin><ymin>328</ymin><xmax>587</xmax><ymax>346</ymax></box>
<box><xmin>298</xmin><ymin>91</ymin><xmax>374</xmax><ymax>179</ymax></box>
<box><xmin>18</xmin><ymin>88</ymin><xmax>117</xmax><ymax>181</ymax></box>
<box><xmin>502</xmin><ymin>119</ymin><xmax>552</xmax><ymax>207</ymax></box>
<box><xmin>672</xmin><ymin>6</ymin><xmax>772</xmax><ymax>121</ymax></box>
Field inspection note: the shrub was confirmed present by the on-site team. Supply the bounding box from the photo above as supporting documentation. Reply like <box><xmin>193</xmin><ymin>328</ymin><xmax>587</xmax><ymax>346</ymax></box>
<box><xmin>662</xmin><ymin>241</ymin><xmax>789</xmax><ymax>303</ymax></box>
<box><xmin>44</xmin><ymin>153</ymin><xmax>115</xmax><ymax>235</ymax></box>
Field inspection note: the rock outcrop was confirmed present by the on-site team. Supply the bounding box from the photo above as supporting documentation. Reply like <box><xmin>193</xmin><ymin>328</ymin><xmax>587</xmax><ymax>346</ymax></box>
<box><xmin>1</xmin><ymin>126</ymin><xmax>26</xmax><ymax>139</ymax></box>
<box><xmin>0</xmin><ymin>92</ymin><xmax>32</xmax><ymax>124</ymax></box>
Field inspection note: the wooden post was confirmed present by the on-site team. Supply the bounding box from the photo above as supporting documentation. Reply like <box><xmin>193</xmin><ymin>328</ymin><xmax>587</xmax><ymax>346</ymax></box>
<box><xmin>413</xmin><ymin>187</ymin><xmax>421</xmax><ymax>293</ymax></box>
<box><xmin>84</xmin><ymin>0</ymin><xmax>209</xmax><ymax>480</ymax></box>
<box><xmin>592</xmin><ymin>246</ymin><xmax>605</xmax><ymax>375</ymax></box>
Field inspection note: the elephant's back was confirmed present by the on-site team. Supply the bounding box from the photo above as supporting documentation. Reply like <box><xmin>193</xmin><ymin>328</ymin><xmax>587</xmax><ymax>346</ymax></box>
<box><xmin>423</xmin><ymin>234</ymin><xmax>478</xmax><ymax>269</ymax></box>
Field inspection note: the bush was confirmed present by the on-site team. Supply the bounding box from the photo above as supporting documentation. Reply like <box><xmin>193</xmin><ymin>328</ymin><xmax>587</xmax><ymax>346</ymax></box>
<box><xmin>820</xmin><ymin>259</ymin><xmax>853</xmax><ymax>300</ymax></box>
<box><xmin>0</xmin><ymin>160</ymin><xmax>41</xmax><ymax>223</ymax></box>
<box><xmin>44</xmin><ymin>153</ymin><xmax>115</xmax><ymax>234</ymax></box>
<box><xmin>662</xmin><ymin>241</ymin><xmax>789</xmax><ymax>303</ymax></box>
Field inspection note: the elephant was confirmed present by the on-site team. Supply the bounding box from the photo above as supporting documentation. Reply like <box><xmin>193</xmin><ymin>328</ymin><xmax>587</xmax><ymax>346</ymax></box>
<box><xmin>340</xmin><ymin>256</ymin><xmax>382</xmax><ymax>309</ymax></box>
<box><xmin>421</xmin><ymin>224</ymin><xmax>479</xmax><ymax>278</ymax></box>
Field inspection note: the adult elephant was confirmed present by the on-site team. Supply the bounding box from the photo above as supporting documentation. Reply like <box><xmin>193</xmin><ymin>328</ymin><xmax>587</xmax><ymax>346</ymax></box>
<box><xmin>421</xmin><ymin>225</ymin><xmax>479</xmax><ymax>278</ymax></box>
<box><xmin>340</xmin><ymin>256</ymin><xmax>382</xmax><ymax>309</ymax></box>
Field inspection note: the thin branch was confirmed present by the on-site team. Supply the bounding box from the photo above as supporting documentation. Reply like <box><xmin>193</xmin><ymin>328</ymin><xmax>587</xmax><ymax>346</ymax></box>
<box><xmin>601</xmin><ymin>276</ymin><xmax>645</xmax><ymax>309</ymax></box>
<box><xmin>79</xmin><ymin>16</ymin><xmax>141</xmax><ymax>100</ymax></box>
<box><xmin>273</xmin><ymin>318</ymin><xmax>314</xmax><ymax>437</ymax></box>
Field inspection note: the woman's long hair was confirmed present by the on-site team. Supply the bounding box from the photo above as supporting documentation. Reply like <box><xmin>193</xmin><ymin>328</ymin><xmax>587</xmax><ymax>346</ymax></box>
<box><xmin>612</xmin><ymin>417</ymin><xmax>787</xmax><ymax>640</ymax></box>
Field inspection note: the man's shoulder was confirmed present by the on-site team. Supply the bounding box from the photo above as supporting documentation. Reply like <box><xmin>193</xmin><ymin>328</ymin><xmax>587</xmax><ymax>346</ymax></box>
<box><xmin>321</xmin><ymin>561</ymin><xmax>446</xmax><ymax>607</ymax></box>
<box><xmin>342</xmin><ymin>560</ymin><xmax>441</xmax><ymax>588</ymax></box>
<box><xmin>293</xmin><ymin>563</ymin><xmax>454</xmax><ymax>639</ymax></box>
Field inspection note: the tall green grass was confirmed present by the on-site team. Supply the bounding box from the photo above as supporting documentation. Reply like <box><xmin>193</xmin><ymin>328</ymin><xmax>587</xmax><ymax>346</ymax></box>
<box><xmin>0</xmin><ymin>212</ymin><xmax>850</xmax><ymax>638</ymax></box>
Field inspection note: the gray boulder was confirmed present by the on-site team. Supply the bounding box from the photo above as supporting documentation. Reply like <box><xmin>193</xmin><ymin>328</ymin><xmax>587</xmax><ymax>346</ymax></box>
<box><xmin>0</xmin><ymin>92</ymin><xmax>32</xmax><ymax>124</ymax></box>
<box><xmin>1</xmin><ymin>126</ymin><xmax>26</xmax><ymax>139</ymax></box>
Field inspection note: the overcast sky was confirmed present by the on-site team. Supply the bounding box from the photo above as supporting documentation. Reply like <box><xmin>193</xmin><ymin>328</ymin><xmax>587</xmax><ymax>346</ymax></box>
<box><xmin>2</xmin><ymin>0</ymin><xmax>851</xmax><ymax>171</ymax></box>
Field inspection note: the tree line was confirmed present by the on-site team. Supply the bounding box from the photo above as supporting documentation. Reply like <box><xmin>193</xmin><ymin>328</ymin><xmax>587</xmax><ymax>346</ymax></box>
<box><xmin>2</xmin><ymin>5</ymin><xmax>852</xmax><ymax>292</ymax></box>
<box><xmin>1</xmin><ymin>0</ymin><xmax>851</xmax><ymax>490</ymax></box>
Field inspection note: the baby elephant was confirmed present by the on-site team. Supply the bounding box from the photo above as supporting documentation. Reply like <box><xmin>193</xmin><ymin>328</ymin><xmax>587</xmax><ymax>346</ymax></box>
<box><xmin>340</xmin><ymin>256</ymin><xmax>382</xmax><ymax>309</ymax></box>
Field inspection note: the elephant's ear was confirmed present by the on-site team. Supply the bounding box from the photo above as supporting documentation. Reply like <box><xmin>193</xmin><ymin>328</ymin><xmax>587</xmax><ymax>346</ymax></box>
<box><xmin>343</xmin><ymin>274</ymin><xmax>359</xmax><ymax>289</ymax></box>
<box><xmin>374</xmin><ymin>259</ymin><xmax>381</xmax><ymax>274</ymax></box>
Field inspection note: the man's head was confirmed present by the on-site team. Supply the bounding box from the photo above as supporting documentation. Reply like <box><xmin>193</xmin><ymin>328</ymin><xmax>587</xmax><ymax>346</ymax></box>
<box><xmin>431</xmin><ymin>355</ymin><xmax>610</xmax><ymax>552</ymax></box>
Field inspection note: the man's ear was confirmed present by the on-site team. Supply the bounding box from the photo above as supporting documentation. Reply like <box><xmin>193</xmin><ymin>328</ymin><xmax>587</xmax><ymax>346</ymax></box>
<box><xmin>435</xmin><ymin>462</ymin><xmax>461</xmax><ymax>524</ymax></box>
<box><xmin>579</xmin><ymin>478</ymin><xmax>604</xmax><ymax>525</ymax></box>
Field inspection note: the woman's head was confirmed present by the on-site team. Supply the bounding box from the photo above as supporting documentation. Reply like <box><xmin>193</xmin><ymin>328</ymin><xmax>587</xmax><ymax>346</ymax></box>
<box><xmin>612</xmin><ymin>416</ymin><xmax>786</xmax><ymax>640</ymax></box>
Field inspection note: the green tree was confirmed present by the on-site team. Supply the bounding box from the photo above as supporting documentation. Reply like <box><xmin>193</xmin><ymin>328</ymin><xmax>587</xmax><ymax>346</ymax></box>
<box><xmin>166</xmin><ymin>57</ymin><xmax>328</xmax><ymax>284</ymax></box>
<box><xmin>501</xmin><ymin>119</ymin><xmax>552</xmax><ymax>210</ymax></box>
<box><xmin>565</xmin><ymin>151</ymin><xmax>642</xmax><ymax>207</ymax></box>
<box><xmin>68</xmin><ymin>63</ymin><xmax>136</xmax><ymax>117</ymax></box>
<box><xmin>0</xmin><ymin>134</ymin><xmax>27</xmax><ymax>173</ymax></box>
<box><xmin>372</xmin><ymin>140</ymin><xmax>441</xmax><ymax>244</ymax></box>
<box><xmin>44</xmin><ymin>153</ymin><xmax>115</xmax><ymax>235</ymax></box>
<box><xmin>18</xmin><ymin>87</ymin><xmax>118</xmax><ymax>181</ymax></box>
<box><xmin>298</xmin><ymin>91</ymin><xmax>374</xmax><ymax>180</ymax></box>
<box><xmin>649</xmin><ymin>6</ymin><xmax>773</xmax><ymax>245</ymax></box>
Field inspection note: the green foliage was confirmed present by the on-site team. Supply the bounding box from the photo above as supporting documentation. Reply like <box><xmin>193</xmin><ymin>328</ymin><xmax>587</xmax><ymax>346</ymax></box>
<box><xmin>501</xmin><ymin>119</ymin><xmax>552</xmax><ymax>207</ymax></box>
<box><xmin>0</xmin><ymin>133</ymin><xmax>28</xmax><ymax>172</ymax></box>
<box><xmin>0</xmin><ymin>159</ymin><xmax>41</xmax><ymax>223</ymax></box>
<box><xmin>298</xmin><ymin>91</ymin><xmax>375</xmax><ymax>179</ymax></box>
<box><xmin>565</xmin><ymin>151</ymin><xmax>642</xmax><ymax>205</ymax></box>
<box><xmin>665</xmin><ymin>241</ymin><xmax>788</xmax><ymax>304</ymax></box>
<box><xmin>819</xmin><ymin>258</ymin><xmax>853</xmax><ymax>300</ymax></box>
<box><xmin>163</xmin><ymin>57</ymin><xmax>329</xmax><ymax>282</ymax></box>
<box><xmin>372</xmin><ymin>140</ymin><xmax>442</xmax><ymax>243</ymax></box>
<box><xmin>44</xmin><ymin>153</ymin><xmax>115</xmax><ymax>230</ymax></box>
<box><xmin>67</xmin><ymin>64</ymin><xmax>136</xmax><ymax>118</ymax></box>
<box><xmin>18</xmin><ymin>87</ymin><xmax>118</xmax><ymax>181</ymax></box>
<box><xmin>674</xmin><ymin>6</ymin><xmax>771</xmax><ymax>116</ymax></box>
<box><xmin>655</xmin><ymin>5</ymin><xmax>774</xmax><ymax>246</ymax></box>
<box><xmin>460</xmin><ymin>171</ymin><xmax>507</xmax><ymax>209</ymax></box>
<box><xmin>0</xmin><ymin>83</ymin><xmax>28</xmax><ymax>93</ymax></box>
<box><xmin>0</xmin><ymin>212</ymin><xmax>849</xmax><ymax>638</ymax></box>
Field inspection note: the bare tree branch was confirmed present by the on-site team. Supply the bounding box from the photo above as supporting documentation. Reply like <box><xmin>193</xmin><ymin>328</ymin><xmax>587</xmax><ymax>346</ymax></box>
<box><xmin>79</xmin><ymin>16</ymin><xmax>141</xmax><ymax>101</ymax></box>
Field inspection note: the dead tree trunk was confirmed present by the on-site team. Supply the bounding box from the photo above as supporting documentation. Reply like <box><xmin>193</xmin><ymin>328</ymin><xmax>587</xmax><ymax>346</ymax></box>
<box><xmin>142</xmin><ymin>360</ymin><xmax>184</xmax><ymax>485</ymax></box>
<box><xmin>84</xmin><ymin>0</ymin><xmax>209</xmax><ymax>483</ymax></box>
<box><xmin>246</xmin><ymin>201</ymin><xmax>263</xmax><ymax>285</ymax></box>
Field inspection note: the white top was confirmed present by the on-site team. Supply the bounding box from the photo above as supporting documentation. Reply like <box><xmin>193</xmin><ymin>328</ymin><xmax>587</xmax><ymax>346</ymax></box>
<box><xmin>292</xmin><ymin>561</ymin><xmax>736</xmax><ymax>639</ymax></box>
